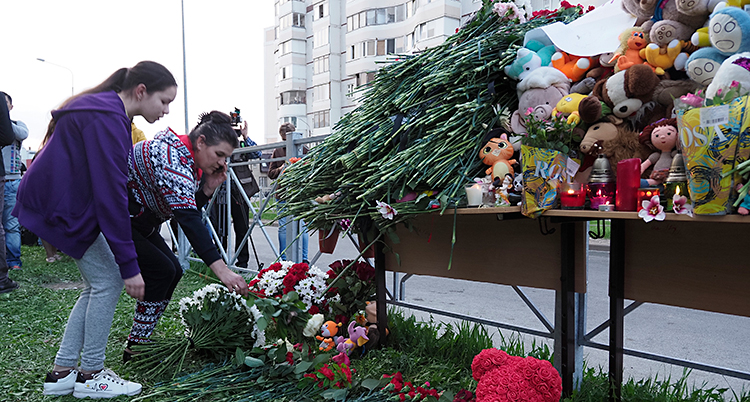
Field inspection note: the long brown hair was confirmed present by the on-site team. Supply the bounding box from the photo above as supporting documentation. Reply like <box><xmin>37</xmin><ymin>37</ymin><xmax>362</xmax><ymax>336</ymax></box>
<box><xmin>40</xmin><ymin>61</ymin><xmax>177</xmax><ymax>148</ymax></box>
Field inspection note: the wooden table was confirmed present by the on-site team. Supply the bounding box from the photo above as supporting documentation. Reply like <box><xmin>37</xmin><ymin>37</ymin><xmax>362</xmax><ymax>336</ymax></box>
<box><xmin>372</xmin><ymin>206</ymin><xmax>588</xmax><ymax>397</ymax></box>
<box><xmin>544</xmin><ymin>210</ymin><xmax>750</xmax><ymax>401</ymax></box>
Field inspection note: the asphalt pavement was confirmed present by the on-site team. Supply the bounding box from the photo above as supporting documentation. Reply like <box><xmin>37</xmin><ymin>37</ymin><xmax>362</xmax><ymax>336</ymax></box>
<box><xmin>175</xmin><ymin>223</ymin><xmax>750</xmax><ymax>396</ymax></box>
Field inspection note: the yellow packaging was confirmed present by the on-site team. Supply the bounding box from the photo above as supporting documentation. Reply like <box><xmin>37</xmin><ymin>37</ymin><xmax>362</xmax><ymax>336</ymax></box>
<box><xmin>521</xmin><ymin>146</ymin><xmax>569</xmax><ymax>218</ymax></box>
<box><xmin>677</xmin><ymin>96</ymin><xmax>748</xmax><ymax>215</ymax></box>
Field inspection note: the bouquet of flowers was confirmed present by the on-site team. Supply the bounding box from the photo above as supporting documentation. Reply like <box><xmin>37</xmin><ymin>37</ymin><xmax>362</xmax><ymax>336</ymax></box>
<box><xmin>380</xmin><ymin>372</ymin><xmax>441</xmax><ymax>401</ymax></box>
<box><xmin>325</xmin><ymin>260</ymin><xmax>376</xmax><ymax>323</ymax></box>
<box><xmin>522</xmin><ymin>110</ymin><xmax>581</xmax><ymax>157</ymax></box>
<box><xmin>300</xmin><ymin>361</ymin><xmax>355</xmax><ymax>390</ymax></box>
<box><xmin>248</xmin><ymin>261</ymin><xmax>335</xmax><ymax>315</ymax></box>
<box><xmin>132</xmin><ymin>284</ymin><xmax>263</xmax><ymax>378</ymax></box>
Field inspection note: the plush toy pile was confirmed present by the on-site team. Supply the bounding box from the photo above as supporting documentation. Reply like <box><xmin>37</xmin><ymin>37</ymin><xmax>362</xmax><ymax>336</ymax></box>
<box><xmin>505</xmin><ymin>0</ymin><xmax>750</xmax><ymax>187</ymax></box>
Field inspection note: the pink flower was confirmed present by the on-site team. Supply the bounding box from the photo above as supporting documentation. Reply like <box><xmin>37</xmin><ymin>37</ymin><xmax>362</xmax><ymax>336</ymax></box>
<box><xmin>638</xmin><ymin>195</ymin><xmax>666</xmax><ymax>222</ymax></box>
<box><xmin>672</xmin><ymin>193</ymin><xmax>694</xmax><ymax>217</ymax></box>
<box><xmin>731</xmin><ymin>80</ymin><xmax>740</xmax><ymax>88</ymax></box>
<box><xmin>525</xmin><ymin>107</ymin><xmax>534</xmax><ymax>115</ymax></box>
<box><xmin>717</xmin><ymin>88</ymin><xmax>723</xmax><ymax>95</ymax></box>
<box><xmin>332</xmin><ymin>352</ymin><xmax>350</xmax><ymax>366</ymax></box>
<box><xmin>679</xmin><ymin>93</ymin><xmax>703</xmax><ymax>108</ymax></box>
<box><xmin>376</xmin><ymin>200</ymin><xmax>397</xmax><ymax>220</ymax></box>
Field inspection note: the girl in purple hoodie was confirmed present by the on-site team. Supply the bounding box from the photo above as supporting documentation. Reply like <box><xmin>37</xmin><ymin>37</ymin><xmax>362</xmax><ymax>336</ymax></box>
<box><xmin>14</xmin><ymin>61</ymin><xmax>176</xmax><ymax>399</ymax></box>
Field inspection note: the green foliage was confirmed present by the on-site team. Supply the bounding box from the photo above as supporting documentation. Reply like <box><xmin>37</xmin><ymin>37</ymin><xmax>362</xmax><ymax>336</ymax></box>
<box><xmin>522</xmin><ymin>112</ymin><xmax>582</xmax><ymax>157</ymax></box>
<box><xmin>253</xmin><ymin>290</ymin><xmax>311</xmax><ymax>342</ymax></box>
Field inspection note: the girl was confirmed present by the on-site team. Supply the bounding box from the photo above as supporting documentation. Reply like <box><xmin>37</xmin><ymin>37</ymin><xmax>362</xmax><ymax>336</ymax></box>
<box><xmin>124</xmin><ymin>111</ymin><xmax>248</xmax><ymax>360</ymax></box>
<box><xmin>14</xmin><ymin>61</ymin><xmax>176</xmax><ymax>398</ymax></box>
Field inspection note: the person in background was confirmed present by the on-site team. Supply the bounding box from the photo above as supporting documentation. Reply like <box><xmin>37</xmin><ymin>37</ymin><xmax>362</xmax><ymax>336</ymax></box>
<box><xmin>124</xmin><ymin>111</ymin><xmax>248</xmax><ymax>361</ymax></box>
<box><xmin>0</xmin><ymin>92</ymin><xmax>17</xmax><ymax>292</ymax></box>
<box><xmin>268</xmin><ymin>122</ymin><xmax>308</xmax><ymax>263</ymax></box>
<box><xmin>208</xmin><ymin>113</ymin><xmax>262</xmax><ymax>268</ymax></box>
<box><xmin>131</xmin><ymin>121</ymin><xmax>147</xmax><ymax>144</ymax></box>
<box><xmin>1</xmin><ymin>92</ymin><xmax>28</xmax><ymax>271</ymax></box>
<box><xmin>14</xmin><ymin>61</ymin><xmax>177</xmax><ymax>399</ymax></box>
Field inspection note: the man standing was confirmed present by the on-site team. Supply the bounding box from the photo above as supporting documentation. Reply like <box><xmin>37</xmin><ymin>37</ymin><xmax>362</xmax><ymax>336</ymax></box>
<box><xmin>268</xmin><ymin>122</ymin><xmax>308</xmax><ymax>263</ymax></box>
<box><xmin>2</xmin><ymin>93</ymin><xmax>28</xmax><ymax>271</ymax></box>
<box><xmin>0</xmin><ymin>92</ymin><xmax>19</xmax><ymax>292</ymax></box>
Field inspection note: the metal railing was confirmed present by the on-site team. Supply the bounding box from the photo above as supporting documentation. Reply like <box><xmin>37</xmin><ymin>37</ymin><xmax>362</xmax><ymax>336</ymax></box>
<box><xmin>171</xmin><ymin>131</ymin><xmax>329</xmax><ymax>273</ymax></box>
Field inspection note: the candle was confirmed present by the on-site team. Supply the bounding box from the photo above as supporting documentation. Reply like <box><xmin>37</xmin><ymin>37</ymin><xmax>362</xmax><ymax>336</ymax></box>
<box><xmin>465</xmin><ymin>183</ymin><xmax>483</xmax><ymax>206</ymax></box>
<box><xmin>665</xmin><ymin>182</ymin><xmax>690</xmax><ymax>211</ymax></box>
<box><xmin>559</xmin><ymin>182</ymin><xmax>586</xmax><ymax>209</ymax></box>
<box><xmin>588</xmin><ymin>182</ymin><xmax>616</xmax><ymax>210</ymax></box>
<box><xmin>637</xmin><ymin>187</ymin><xmax>660</xmax><ymax>212</ymax></box>
<box><xmin>617</xmin><ymin>158</ymin><xmax>641</xmax><ymax>211</ymax></box>
<box><xmin>598</xmin><ymin>201</ymin><xmax>615</xmax><ymax>212</ymax></box>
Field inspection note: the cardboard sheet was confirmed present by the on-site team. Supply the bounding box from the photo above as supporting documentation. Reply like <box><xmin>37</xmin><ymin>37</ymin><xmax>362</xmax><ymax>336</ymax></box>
<box><xmin>525</xmin><ymin>0</ymin><xmax>637</xmax><ymax>57</ymax></box>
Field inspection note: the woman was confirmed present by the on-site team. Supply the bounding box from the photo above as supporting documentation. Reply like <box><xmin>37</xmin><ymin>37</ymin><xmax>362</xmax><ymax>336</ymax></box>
<box><xmin>124</xmin><ymin>111</ymin><xmax>248</xmax><ymax>360</ymax></box>
<box><xmin>14</xmin><ymin>61</ymin><xmax>176</xmax><ymax>398</ymax></box>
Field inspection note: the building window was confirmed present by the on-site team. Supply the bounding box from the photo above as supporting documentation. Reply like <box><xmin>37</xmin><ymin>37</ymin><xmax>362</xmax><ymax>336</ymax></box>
<box><xmin>312</xmin><ymin>84</ymin><xmax>330</xmax><ymax>101</ymax></box>
<box><xmin>279</xmin><ymin>40</ymin><xmax>292</xmax><ymax>55</ymax></box>
<box><xmin>313</xmin><ymin>56</ymin><xmax>329</xmax><ymax>75</ymax></box>
<box><xmin>280</xmin><ymin>116</ymin><xmax>298</xmax><ymax>128</ymax></box>
<box><xmin>346</xmin><ymin>83</ymin><xmax>355</xmax><ymax>97</ymax></box>
<box><xmin>313</xmin><ymin>110</ymin><xmax>330</xmax><ymax>128</ymax></box>
<box><xmin>313</xmin><ymin>28</ymin><xmax>329</xmax><ymax>48</ymax></box>
<box><xmin>280</xmin><ymin>90</ymin><xmax>306</xmax><ymax>105</ymax></box>
<box><xmin>280</xmin><ymin>12</ymin><xmax>305</xmax><ymax>30</ymax></box>
<box><xmin>313</xmin><ymin>2</ymin><xmax>329</xmax><ymax>21</ymax></box>
<box><xmin>280</xmin><ymin>66</ymin><xmax>288</xmax><ymax>80</ymax></box>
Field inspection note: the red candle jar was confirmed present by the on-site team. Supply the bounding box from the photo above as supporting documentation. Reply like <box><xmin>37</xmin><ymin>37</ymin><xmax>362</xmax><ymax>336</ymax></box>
<box><xmin>617</xmin><ymin>158</ymin><xmax>641</xmax><ymax>211</ymax></box>
<box><xmin>637</xmin><ymin>187</ymin><xmax>660</xmax><ymax>212</ymax></box>
<box><xmin>560</xmin><ymin>182</ymin><xmax>586</xmax><ymax>209</ymax></box>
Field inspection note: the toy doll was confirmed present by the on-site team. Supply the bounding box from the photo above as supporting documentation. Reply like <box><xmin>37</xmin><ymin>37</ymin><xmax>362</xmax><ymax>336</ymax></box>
<box><xmin>640</xmin><ymin>118</ymin><xmax>679</xmax><ymax>187</ymax></box>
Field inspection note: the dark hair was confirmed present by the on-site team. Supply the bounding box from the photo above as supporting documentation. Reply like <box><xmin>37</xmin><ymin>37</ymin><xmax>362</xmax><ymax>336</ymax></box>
<box><xmin>189</xmin><ymin>111</ymin><xmax>239</xmax><ymax>148</ymax></box>
<box><xmin>40</xmin><ymin>61</ymin><xmax>177</xmax><ymax>148</ymax></box>
<box><xmin>1</xmin><ymin>92</ymin><xmax>11</xmax><ymax>105</ymax></box>
<box><xmin>279</xmin><ymin>122</ymin><xmax>295</xmax><ymax>135</ymax></box>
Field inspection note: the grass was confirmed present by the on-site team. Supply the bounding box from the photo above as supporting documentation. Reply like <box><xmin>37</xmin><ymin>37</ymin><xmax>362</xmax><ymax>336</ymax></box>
<box><xmin>1</xmin><ymin>244</ymin><xmax>749</xmax><ymax>401</ymax></box>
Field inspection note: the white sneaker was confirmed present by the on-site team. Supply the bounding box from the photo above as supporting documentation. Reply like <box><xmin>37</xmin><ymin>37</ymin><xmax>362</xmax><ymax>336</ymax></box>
<box><xmin>43</xmin><ymin>369</ymin><xmax>78</xmax><ymax>396</ymax></box>
<box><xmin>73</xmin><ymin>368</ymin><xmax>142</xmax><ymax>399</ymax></box>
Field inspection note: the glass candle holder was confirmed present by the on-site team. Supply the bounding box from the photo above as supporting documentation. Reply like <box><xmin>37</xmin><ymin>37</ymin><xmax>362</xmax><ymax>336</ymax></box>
<box><xmin>465</xmin><ymin>183</ymin><xmax>482</xmax><ymax>207</ymax></box>
<box><xmin>587</xmin><ymin>182</ymin><xmax>616</xmax><ymax>210</ymax></box>
<box><xmin>664</xmin><ymin>181</ymin><xmax>690</xmax><ymax>212</ymax></box>
<box><xmin>559</xmin><ymin>182</ymin><xmax>586</xmax><ymax>209</ymax></box>
<box><xmin>636</xmin><ymin>187</ymin><xmax>660</xmax><ymax>212</ymax></box>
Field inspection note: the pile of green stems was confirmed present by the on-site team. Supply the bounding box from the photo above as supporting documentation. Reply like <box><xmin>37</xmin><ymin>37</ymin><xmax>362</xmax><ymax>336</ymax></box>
<box><xmin>277</xmin><ymin>5</ymin><xmax>581</xmax><ymax>234</ymax></box>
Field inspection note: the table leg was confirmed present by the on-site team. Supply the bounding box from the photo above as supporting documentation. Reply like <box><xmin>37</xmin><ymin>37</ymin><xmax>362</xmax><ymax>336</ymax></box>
<box><xmin>609</xmin><ymin>219</ymin><xmax>625</xmax><ymax>402</ymax></box>
<box><xmin>560</xmin><ymin>222</ymin><xmax>576</xmax><ymax>397</ymax></box>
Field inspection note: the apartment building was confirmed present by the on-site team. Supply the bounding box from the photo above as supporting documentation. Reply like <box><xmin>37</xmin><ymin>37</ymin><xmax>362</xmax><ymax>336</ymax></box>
<box><xmin>263</xmin><ymin>0</ymin><xmax>485</xmax><ymax>144</ymax></box>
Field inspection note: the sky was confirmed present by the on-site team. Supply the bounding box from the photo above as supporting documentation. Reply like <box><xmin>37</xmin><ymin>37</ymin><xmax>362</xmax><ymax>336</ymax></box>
<box><xmin>0</xmin><ymin>0</ymin><xmax>275</xmax><ymax>151</ymax></box>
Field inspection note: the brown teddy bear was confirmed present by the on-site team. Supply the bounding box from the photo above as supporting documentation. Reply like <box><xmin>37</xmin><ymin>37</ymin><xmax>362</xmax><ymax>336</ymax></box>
<box><xmin>621</xmin><ymin>0</ymin><xmax>714</xmax><ymax>47</ymax></box>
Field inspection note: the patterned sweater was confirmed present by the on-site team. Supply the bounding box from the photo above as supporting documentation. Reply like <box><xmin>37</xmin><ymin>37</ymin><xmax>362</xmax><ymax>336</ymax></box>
<box><xmin>128</xmin><ymin>128</ymin><xmax>220</xmax><ymax>265</ymax></box>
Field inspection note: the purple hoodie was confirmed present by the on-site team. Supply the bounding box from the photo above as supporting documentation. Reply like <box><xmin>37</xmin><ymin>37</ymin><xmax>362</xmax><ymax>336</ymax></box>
<box><xmin>13</xmin><ymin>91</ymin><xmax>139</xmax><ymax>279</ymax></box>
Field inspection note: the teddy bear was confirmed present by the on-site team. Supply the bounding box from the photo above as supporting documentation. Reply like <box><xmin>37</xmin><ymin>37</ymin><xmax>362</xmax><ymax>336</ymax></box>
<box><xmin>509</xmin><ymin>66</ymin><xmax>571</xmax><ymax>147</ymax></box>
<box><xmin>621</xmin><ymin>0</ymin><xmax>715</xmax><ymax>48</ymax></box>
<box><xmin>504</xmin><ymin>40</ymin><xmax>556</xmax><ymax>81</ymax></box>
<box><xmin>611</xmin><ymin>26</ymin><xmax>649</xmax><ymax>73</ymax></box>
<box><xmin>588</xmin><ymin>64</ymin><xmax>661</xmax><ymax>120</ymax></box>
<box><xmin>640</xmin><ymin>39</ymin><xmax>688</xmax><ymax>75</ymax></box>
<box><xmin>472</xmin><ymin>348</ymin><xmax>562</xmax><ymax>402</ymax></box>
<box><xmin>706</xmin><ymin>52</ymin><xmax>750</xmax><ymax>98</ymax></box>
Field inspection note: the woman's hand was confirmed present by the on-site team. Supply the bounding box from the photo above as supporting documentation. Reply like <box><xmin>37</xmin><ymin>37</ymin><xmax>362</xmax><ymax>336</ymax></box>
<box><xmin>202</xmin><ymin>169</ymin><xmax>227</xmax><ymax>197</ymax></box>
<box><xmin>209</xmin><ymin>260</ymin><xmax>248</xmax><ymax>296</ymax></box>
<box><xmin>124</xmin><ymin>273</ymin><xmax>145</xmax><ymax>301</ymax></box>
